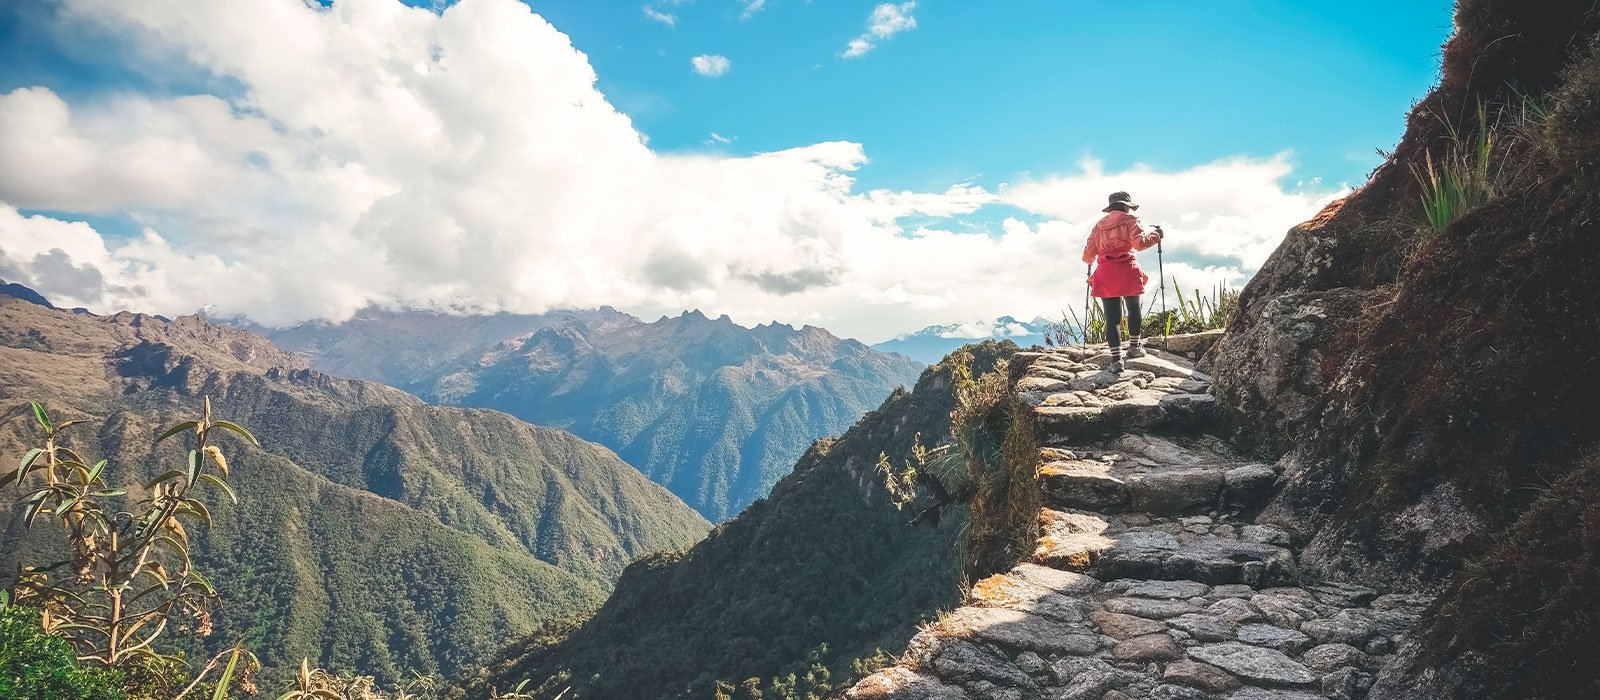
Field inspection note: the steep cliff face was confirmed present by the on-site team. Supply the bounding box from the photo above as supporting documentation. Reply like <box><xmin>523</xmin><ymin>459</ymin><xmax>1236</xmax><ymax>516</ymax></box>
<box><xmin>1208</xmin><ymin>1</ymin><xmax>1600</xmax><ymax>696</ymax></box>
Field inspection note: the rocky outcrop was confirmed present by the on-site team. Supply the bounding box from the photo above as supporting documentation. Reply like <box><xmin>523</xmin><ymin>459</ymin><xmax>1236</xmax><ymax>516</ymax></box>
<box><xmin>848</xmin><ymin>350</ymin><xmax>1426</xmax><ymax>700</ymax></box>
<box><xmin>1203</xmin><ymin>2</ymin><xmax>1600</xmax><ymax>696</ymax></box>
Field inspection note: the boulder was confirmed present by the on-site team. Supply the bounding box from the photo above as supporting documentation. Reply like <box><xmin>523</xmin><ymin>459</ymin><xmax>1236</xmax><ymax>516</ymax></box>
<box><xmin>1222</xmin><ymin>465</ymin><xmax>1279</xmax><ymax>510</ymax></box>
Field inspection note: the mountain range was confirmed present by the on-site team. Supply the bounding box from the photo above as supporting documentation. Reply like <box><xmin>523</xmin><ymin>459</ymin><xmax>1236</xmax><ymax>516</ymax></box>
<box><xmin>258</xmin><ymin>308</ymin><xmax>925</xmax><ymax>520</ymax></box>
<box><xmin>469</xmin><ymin>341</ymin><xmax>1017</xmax><ymax>700</ymax></box>
<box><xmin>0</xmin><ymin>286</ymin><xmax>709</xmax><ymax>682</ymax></box>
<box><xmin>871</xmin><ymin>315</ymin><xmax>1050</xmax><ymax>364</ymax></box>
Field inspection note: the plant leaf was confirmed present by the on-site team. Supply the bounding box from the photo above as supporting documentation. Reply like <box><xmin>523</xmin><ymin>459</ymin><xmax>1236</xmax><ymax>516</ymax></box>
<box><xmin>22</xmin><ymin>490</ymin><xmax>50</xmax><ymax>526</ymax></box>
<box><xmin>155</xmin><ymin>421</ymin><xmax>199</xmax><ymax>445</ymax></box>
<box><xmin>30</xmin><ymin>401</ymin><xmax>51</xmax><ymax>432</ymax></box>
<box><xmin>190</xmin><ymin>570</ymin><xmax>215</xmax><ymax>595</ymax></box>
<box><xmin>210</xmin><ymin>420</ymin><xmax>259</xmax><ymax>446</ymax></box>
<box><xmin>198</xmin><ymin>473</ymin><xmax>238</xmax><ymax>505</ymax></box>
<box><xmin>146</xmin><ymin>470</ymin><xmax>186</xmax><ymax>489</ymax></box>
<box><xmin>187</xmin><ymin>449</ymin><xmax>201</xmax><ymax>487</ymax></box>
<box><xmin>211</xmin><ymin>647</ymin><xmax>242</xmax><ymax>700</ymax></box>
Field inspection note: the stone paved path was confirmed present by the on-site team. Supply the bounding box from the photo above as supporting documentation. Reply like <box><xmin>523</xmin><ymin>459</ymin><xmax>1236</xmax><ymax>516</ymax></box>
<box><xmin>846</xmin><ymin>348</ymin><xmax>1429</xmax><ymax>700</ymax></box>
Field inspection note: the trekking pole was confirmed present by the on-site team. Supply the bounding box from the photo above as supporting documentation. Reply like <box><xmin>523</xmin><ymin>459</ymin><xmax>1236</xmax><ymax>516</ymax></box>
<box><xmin>1156</xmin><ymin>233</ymin><xmax>1168</xmax><ymax>352</ymax></box>
<box><xmin>1083</xmin><ymin>263</ymin><xmax>1092</xmax><ymax>354</ymax></box>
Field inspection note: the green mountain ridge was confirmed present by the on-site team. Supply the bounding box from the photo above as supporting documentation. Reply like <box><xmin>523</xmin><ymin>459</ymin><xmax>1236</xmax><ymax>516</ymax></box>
<box><xmin>469</xmin><ymin>340</ymin><xmax>1019</xmax><ymax>700</ymax></box>
<box><xmin>260</xmin><ymin>308</ymin><xmax>926</xmax><ymax>521</ymax></box>
<box><xmin>0</xmin><ymin>293</ymin><xmax>709</xmax><ymax>682</ymax></box>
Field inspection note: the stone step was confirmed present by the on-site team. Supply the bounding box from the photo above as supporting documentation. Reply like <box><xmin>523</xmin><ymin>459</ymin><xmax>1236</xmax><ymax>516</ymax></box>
<box><xmin>851</xmin><ymin>563</ymin><xmax>1433</xmax><ymax>700</ymax></box>
<box><xmin>1035</xmin><ymin>509</ymin><xmax>1299</xmax><ymax>587</ymax></box>
<box><xmin>1033</xmin><ymin>393</ymin><xmax>1217</xmax><ymax>443</ymax></box>
<box><xmin>1017</xmin><ymin>349</ymin><xmax>1218</xmax><ymax>443</ymax></box>
<box><xmin>1038</xmin><ymin>443</ymin><xmax>1279</xmax><ymax>516</ymax></box>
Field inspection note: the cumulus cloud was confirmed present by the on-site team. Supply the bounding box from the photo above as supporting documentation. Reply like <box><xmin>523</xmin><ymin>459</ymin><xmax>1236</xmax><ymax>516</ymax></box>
<box><xmin>843</xmin><ymin>2</ymin><xmax>917</xmax><ymax>58</ymax></box>
<box><xmin>0</xmin><ymin>0</ymin><xmax>1337</xmax><ymax>342</ymax></box>
<box><xmin>690</xmin><ymin>54</ymin><xmax>731</xmax><ymax>77</ymax></box>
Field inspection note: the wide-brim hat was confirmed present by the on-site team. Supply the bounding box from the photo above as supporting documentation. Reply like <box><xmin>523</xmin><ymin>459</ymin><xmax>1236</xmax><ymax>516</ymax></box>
<box><xmin>1102</xmin><ymin>191</ymin><xmax>1139</xmax><ymax>212</ymax></box>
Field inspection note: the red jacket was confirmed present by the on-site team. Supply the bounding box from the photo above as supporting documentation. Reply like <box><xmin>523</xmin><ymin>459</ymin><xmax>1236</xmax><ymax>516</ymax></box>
<box><xmin>1082</xmin><ymin>210</ymin><xmax>1161</xmax><ymax>263</ymax></box>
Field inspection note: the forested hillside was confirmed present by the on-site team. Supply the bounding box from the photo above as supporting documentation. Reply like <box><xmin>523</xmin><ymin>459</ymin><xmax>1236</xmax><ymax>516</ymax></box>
<box><xmin>0</xmin><ymin>289</ymin><xmax>708</xmax><ymax>682</ymax></box>
<box><xmin>467</xmin><ymin>341</ymin><xmax>1017</xmax><ymax>699</ymax></box>
<box><xmin>266</xmin><ymin>309</ymin><xmax>924</xmax><ymax>521</ymax></box>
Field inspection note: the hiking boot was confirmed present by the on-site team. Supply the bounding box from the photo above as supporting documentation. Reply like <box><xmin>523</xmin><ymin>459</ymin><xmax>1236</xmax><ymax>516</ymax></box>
<box><xmin>1126</xmin><ymin>340</ymin><xmax>1147</xmax><ymax>359</ymax></box>
<box><xmin>1107</xmin><ymin>357</ymin><xmax>1124</xmax><ymax>374</ymax></box>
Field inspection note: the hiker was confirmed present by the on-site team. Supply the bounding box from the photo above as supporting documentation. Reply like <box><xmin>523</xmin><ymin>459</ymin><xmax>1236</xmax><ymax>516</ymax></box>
<box><xmin>1083</xmin><ymin>191</ymin><xmax>1163</xmax><ymax>373</ymax></box>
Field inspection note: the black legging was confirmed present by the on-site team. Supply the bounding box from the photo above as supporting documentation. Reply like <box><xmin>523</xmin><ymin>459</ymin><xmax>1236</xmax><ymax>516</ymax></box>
<box><xmin>1101</xmin><ymin>296</ymin><xmax>1142</xmax><ymax>349</ymax></box>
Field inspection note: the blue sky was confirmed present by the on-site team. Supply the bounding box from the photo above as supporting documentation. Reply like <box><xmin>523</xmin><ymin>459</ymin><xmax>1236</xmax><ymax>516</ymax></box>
<box><xmin>530</xmin><ymin>1</ymin><xmax>1451</xmax><ymax>192</ymax></box>
<box><xmin>0</xmin><ymin>0</ymin><xmax>1455</xmax><ymax>340</ymax></box>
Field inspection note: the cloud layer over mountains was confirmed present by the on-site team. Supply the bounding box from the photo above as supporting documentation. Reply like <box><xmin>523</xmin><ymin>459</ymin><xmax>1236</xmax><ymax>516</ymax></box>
<box><xmin>0</xmin><ymin>0</ymin><xmax>1340</xmax><ymax>342</ymax></box>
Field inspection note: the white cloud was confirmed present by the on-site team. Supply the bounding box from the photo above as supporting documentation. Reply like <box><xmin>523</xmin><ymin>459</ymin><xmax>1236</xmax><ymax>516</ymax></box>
<box><xmin>690</xmin><ymin>54</ymin><xmax>731</xmax><ymax>77</ymax></box>
<box><xmin>643</xmin><ymin>5</ymin><xmax>675</xmax><ymax>26</ymax></box>
<box><xmin>843</xmin><ymin>1</ymin><xmax>916</xmax><ymax>59</ymax></box>
<box><xmin>705</xmin><ymin>132</ymin><xmax>733</xmax><ymax>145</ymax></box>
<box><xmin>738</xmin><ymin>0</ymin><xmax>765</xmax><ymax>21</ymax></box>
<box><xmin>0</xmin><ymin>0</ymin><xmax>1337</xmax><ymax>343</ymax></box>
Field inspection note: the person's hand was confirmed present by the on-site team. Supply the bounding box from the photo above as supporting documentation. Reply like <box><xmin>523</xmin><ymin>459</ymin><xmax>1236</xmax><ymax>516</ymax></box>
<box><xmin>1152</xmin><ymin>225</ymin><xmax>1165</xmax><ymax>240</ymax></box>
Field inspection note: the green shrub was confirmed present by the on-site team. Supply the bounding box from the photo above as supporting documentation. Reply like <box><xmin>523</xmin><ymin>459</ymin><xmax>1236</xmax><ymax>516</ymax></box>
<box><xmin>1147</xmin><ymin>283</ymin><xmax>1240</xmax><ymax>337</ymax></box>
<box><xmin>0</xmin><ymin>600</ymin><xmax>126</xmax><ymax>700</ymax></box>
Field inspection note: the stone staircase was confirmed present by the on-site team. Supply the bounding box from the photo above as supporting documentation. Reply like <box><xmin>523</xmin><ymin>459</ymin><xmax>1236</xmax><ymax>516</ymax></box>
<box><xmin>845</xmin><ymin>349</ymin><xmax>1430</xmax><ymax>700</ymax></box>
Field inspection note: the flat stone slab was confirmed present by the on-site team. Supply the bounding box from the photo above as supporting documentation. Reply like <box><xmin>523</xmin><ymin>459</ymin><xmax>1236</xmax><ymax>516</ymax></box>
<box><xmin>1092</xmin><ymin>531</ymin><xmax>1299</xmax><ymax>586</ymax></box>
<box><xmin>1102</xmin><ymin>596</ymin><xmax>1200</xmax><ymax>619</ymax></box>
<box><xmin>968</xmin><ymin>571</ymin><xmax>1091</xmax><ymax>623</ymax></box>
<box><xmin>1187</xmin><ymin>642</ymin><xmax>1318</xmax><ymax>686</ymax></box>
<box><xmin>1128</xmin><ymin>467</ymin><xmax>1224</xmax><ymax>514</ymax></box>
<box><xmin>929</xmin><ymin>639</ymin><xmax>1037</xmax><ymax>689</ymax></box>
<box><xmin>1236</xmin><ymin>623</ymin><xmax>1314</xmax><ymax>654</ymax></box>
<box><xmin>938</xmin><ymin>606</ymin><xmax>1100</xmax><ymax>656</ymax></box>
<box><xmin>1091</xmin><ymin>610</ymin><xmax>1167</xmax><ymax>639</ymax></box>
<box><xmin>1126</xmin><ymin>579</ymin><xmax>1210</xmax><ymax>599</ymax></box>
<box><xmin>1034</xmin><ymin>509</ymin><xmax>1116</xmax><ymax>568</ymax></box>
<box><xmin>1166</xmin><ymin>613</ymin><xmax>1239</xmax><ymax>642</ymax></box>
<box><xmin>1040</xmin><ymin>458</ymin><xmax>1130</xmax><ymax>511</ymax></box>
<box><xmin>1112</xmin><ymin>633</ymin><xmax>1183</xmax><ymax>661</ymax></box>
<box><xmin>1299</xmin><ymin>643</ymin><xmax>1373</xmax><ymax>673</ymax></box>
<box><xmin>846</xmin><ymin>668</ymin><xmax>971</xmax><ymax>700</ymax></box>
<box><xmin>1163</xmin><ymin>660</ymin><xmax>1242</xmax><ymax>692</ymax></box>
<box><xmin>1226</xmin><ymin>689</ymin><xmax>1326</xmax><ymax>700</ymax></box>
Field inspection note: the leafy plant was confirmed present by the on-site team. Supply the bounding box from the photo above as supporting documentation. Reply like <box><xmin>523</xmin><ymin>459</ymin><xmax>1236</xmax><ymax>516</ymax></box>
<box><xmin>1414</xmin><ymin>101</ymin><xmax>1497</xmax><ymax>233</ymax></box>
<box><xmin>1146</xmin><ymin>281</ymin><xmax>1240</xmax><ymax>337</ymax></box>
<box><xmin>1043</xmin><ymin>301</ymin><xmax>1111</xmax><ymax>348</ymax></box>
<box><xmin>4</xmin><ymin>398</ymin><xmax>258</xmax><ymax>696</ymax></box>
<box><xmin>0</xmin><ymin>594</ymin><xmax>126</xmax><ymax>700</ymax></box>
